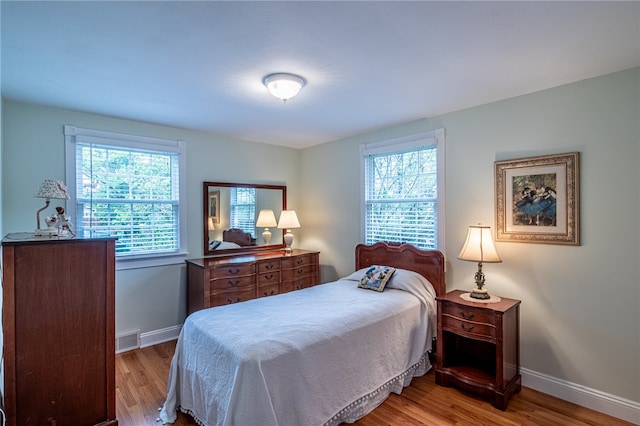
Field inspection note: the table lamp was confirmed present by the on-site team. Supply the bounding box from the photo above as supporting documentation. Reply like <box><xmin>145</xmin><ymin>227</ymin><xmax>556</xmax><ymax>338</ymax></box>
<box><xmin>256</xmin><ymin>209</ymin><xmax>277</xmax><ymax>244</ymax></box>
<box><xmin>277</xmin><ymin>210</ymin><xmax>300</xmax><ymax>253</ymax></box>
<box><xmin>458</xmin><ymin>225</ymin><xmax>502</xmax><ymax>299</ymax></box>
<box><xmin>34</xmin><ymin>179</ymin><xmax>70</xmax><ymax>236</ymax></box>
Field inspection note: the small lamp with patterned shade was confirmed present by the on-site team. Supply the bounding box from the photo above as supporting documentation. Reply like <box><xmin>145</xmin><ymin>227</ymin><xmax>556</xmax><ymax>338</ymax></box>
<box><xmin>34</xmin><ymin>179</ymin><xmax>70</xmax><ymax>236</ymax></box>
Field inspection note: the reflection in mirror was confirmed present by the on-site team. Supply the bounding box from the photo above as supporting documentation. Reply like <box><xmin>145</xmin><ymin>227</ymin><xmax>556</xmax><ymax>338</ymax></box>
<box><xmin>203</xmin><ymin>182</ymin><xmax>286</xmax><ymax>256</ymax></box>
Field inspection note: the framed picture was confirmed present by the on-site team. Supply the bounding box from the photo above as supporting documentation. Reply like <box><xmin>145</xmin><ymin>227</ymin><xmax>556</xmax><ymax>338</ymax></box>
<box><xmin>208</xmin><ymin>191</ymin><xmax>220</xmax><ymax>224</ymax></box>
<box><xmin>495</xmin><ymin>152</ymin><xmax>580</xmax><ymax>245</ymax></box>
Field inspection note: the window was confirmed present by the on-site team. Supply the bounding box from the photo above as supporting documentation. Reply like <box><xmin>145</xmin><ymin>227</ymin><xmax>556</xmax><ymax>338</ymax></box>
<box><xmin>65</xmin><ymin>125</ymin><xmax>186</xmax><ymax>269</ymax></box>
<box><xmin>361</xmin><ymin>129</ymin><xmax>445</xmax><ymax>250</ymax></box>
<box><xmin>230</xmin><ymin>187</ymin><xmax>256</xmax><ymax>236</ymax></box>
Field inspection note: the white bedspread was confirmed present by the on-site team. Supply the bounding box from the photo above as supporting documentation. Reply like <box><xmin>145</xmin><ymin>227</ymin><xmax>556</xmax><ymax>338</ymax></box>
<box><xmin>160</xmin><ymin>268</ymin><xmax>437</xmax><ymax>426</ymax></box>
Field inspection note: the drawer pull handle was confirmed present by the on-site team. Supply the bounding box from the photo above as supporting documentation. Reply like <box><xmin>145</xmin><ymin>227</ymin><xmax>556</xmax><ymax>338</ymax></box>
<box><xmin>228</xmin><ymin>267</ymin><xmax>240</xmax><ymax>275</ymax></box>
<box><xmin>265</xmin><ymin>264</ymin><xmax>274</xmax><ymax>270</ymax></box>
<box><xmin>263</xmin><ymin>290</ymin><xmax>275</xmax><ymax>297</ymax></box>
<box><xmin>296</xmin><ymin>259</ymin><xmax>303</xmax><ymax>265</ymax></box>
<box><xmin>227</xmin><ymin>298</ymin><xmax>241</xmax><ymax>304</ymax></box>
<box><xmin>265</xmin><ymin>274</ymin><xmax>273</xmax><ymax>280</ymax></box>
<box><xmin>460</xmin><ymin>323</ymin><xmax>474</xmax><ymax>332</ymax></box>
<box><xmin>228</xmin><ymin>280</ymin><xmax>240</xmax><ymax>287</ymax></box>
<box><xmin>460</xmin><ymin>311</ymin><xmax>474</xmax><ymax>320</ymax></box>
<box><xmin>296</xmin><ymin>269</ymin><xmax>304</xmax><ymax>275</ymax></box>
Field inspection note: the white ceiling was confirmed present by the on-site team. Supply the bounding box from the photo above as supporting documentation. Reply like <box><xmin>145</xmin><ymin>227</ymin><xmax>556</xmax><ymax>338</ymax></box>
<box><xmin>2</xmin><ymin>1</ymin><xmax>639</xmax><ymax>149</ymax></box>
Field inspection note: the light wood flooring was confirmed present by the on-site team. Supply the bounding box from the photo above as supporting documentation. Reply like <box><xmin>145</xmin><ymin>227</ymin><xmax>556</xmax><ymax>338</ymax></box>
<box><xmin>116</xmin><ymin>341</ymin><xmax>636</xmax><ymax>426</ymax></box>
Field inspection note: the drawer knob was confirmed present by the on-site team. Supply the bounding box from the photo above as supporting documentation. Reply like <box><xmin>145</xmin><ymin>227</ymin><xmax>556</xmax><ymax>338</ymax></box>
<box><xmin>460</xmin><ymin>311</ymin><xmax>474</xmax><ymax>320</ymax></box>
<box><xmin>460</xmin><ymin>323</ymin><xmax>474</xmax><ymax>332</ymax></box>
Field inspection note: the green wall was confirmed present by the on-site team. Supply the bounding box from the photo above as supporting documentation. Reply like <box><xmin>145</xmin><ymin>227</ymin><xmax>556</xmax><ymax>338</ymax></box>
<box><xmin>300</xmin><ymin>68</ymin><xmax>640</xmax><ymax>403</ymax></box>
<box><xmin>1</xmin><ymin>102</ymin><xmax>301</xmax><ymax>336</ymax></box>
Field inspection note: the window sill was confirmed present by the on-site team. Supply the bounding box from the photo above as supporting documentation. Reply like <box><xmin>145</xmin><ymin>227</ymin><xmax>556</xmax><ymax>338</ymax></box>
<box><xmin>116</xmin><ymin>252</ymin><xmax>188</xmax><ymax>270</ymax></box>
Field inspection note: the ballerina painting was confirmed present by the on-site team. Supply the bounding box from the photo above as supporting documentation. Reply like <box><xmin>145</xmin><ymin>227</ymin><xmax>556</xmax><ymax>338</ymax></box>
<box><xmin>495</xmin><ymin>151</ymin><xmax>579</xmax><ymax>245</ymax></box>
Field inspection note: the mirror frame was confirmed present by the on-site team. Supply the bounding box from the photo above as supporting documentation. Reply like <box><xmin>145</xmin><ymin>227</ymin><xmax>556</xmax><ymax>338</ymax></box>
<box><xmin>203</xmin><ymin>181</ymin><xmax>287</xmax><ymax>256</ymax></box>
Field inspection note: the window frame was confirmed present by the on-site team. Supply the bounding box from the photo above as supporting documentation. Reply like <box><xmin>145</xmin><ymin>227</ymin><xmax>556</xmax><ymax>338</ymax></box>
<box><xmin>64</xmin><ymin>125</ymin><xmax>187</xmax><ymax>270</ymax></box>
<box><xmin>230</xmin><ymin>186</ymin><xmax>257</xmax><ymax>236</ymax></box>
<box><xmin>360</xmin><ymin>128</ymin><xmax>445</xmax><ymax>252</ymax></box>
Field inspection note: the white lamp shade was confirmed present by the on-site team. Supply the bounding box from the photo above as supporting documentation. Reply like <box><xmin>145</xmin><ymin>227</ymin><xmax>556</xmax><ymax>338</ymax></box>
<box><xmin>256</xmin><ymin>209</ymin><xmax>277</xmax><ymax>227</ymax></box>
<box><xmin>277</xmin><ymin>210</ymin><xmax>300</xmax><ymax>229</ymax></box>
<box><xmin>263</xmin><ymin>73</ymin><xmax>306</xmax><ymax>102</ymax></box>
<box><xmin>458</xmin><ymin>225</ymin><xmax>502</xmax><ymax>263</ymax></box>
<box><xmin>36</xmin><ymin>179</ymin><xmax>69</xmax><ymax>200</ymax></box>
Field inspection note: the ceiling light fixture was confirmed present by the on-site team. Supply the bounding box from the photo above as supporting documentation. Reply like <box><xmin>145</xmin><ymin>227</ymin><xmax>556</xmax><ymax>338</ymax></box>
<box><xmin>263</xmin><ymin>73</ymin><xmax>306</xmax><ymax>103</ymax></box>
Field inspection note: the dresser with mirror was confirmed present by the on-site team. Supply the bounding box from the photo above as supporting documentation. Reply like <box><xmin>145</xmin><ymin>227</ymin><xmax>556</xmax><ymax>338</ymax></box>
<box><xmin>190</xmin><ymin>181</ymin><xmax>319</xmax><ymax>314</ymax></box>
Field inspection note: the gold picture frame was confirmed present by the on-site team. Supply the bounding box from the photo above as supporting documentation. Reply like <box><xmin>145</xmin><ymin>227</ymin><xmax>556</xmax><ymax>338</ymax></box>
<box><xmin>495</xmin><ymin>152</ymin><xmax>580</xmax><ymax>245</ymax></box>
<box><xmin>208</xmin><ymin>191</ymin><xmax>220</xmax><ymax>224</ymax></box>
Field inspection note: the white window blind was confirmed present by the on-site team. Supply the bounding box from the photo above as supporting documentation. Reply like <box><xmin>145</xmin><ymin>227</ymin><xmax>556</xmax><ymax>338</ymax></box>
<box><xmin>361</xmin><ymin>129</ymin><xmax>445</xmax><ymax>250</ymax></box>
<box><xmin>65</xmin><ymin>125</ymin><xmax>186</xmax><ymax>269</ymax></box>
<box><xmin>230</xmin><ymin>187</ymin><xmax>256</xmax><ymax>236</ymax></box>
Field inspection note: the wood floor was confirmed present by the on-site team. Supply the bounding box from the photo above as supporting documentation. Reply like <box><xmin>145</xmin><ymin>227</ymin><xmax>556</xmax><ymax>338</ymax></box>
<box><xmin>116</xmin><ymin>340</ymin><xmax>635</xmax><ymax>426</ymax></box>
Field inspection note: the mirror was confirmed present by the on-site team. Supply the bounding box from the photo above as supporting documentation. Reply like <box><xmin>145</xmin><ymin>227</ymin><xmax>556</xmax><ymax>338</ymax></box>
<box><xmin>203</xmin><ymin>182</ymin><xmax>287</xmax><ymax>256</ymax></box>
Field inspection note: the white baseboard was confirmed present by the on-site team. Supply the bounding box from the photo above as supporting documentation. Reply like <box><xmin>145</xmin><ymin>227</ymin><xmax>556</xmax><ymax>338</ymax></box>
<box><xmin>521</xmin><ymin>367</ymin><xmax>640</xmax><ymax>424</ymax></box>
<box><xmin>139</xmin><ymin>324</ymin><xmax>182</xmax><ymax>348</ymax></box>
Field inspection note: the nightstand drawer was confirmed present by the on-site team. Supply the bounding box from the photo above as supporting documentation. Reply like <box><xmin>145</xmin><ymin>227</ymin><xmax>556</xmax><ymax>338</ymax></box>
<box><xmin>442</xmin><ymin>314</ymin><xmax>496</xmax><ymax>339</ymax></box>
<box><xmin>441</xmin><ymin>302</ymin><xmax>493</xmax><ymax>324</ymax></box>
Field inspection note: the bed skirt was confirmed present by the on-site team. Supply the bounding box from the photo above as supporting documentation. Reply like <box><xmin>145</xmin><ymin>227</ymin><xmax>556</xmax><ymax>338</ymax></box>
<box><xmin>324</xmin><ymin>350</ymin><xmax>432</xmax><ymax>425</ymax></box>
<box><xmin>169</xmin><ymin>350</ymin><xmax>431</xmax><ymax>426</ymax></box>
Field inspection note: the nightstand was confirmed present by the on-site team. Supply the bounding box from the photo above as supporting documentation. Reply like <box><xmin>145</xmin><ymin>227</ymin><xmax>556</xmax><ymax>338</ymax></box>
<box><xmin>436</xmin><ymin>289</ymin><xmax>521</xmax><ymax>410</ymax></box>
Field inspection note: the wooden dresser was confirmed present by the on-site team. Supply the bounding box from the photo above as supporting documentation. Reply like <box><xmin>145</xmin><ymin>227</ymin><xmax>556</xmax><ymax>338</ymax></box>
<box><xmin>1</xmin><ymin>236</ymin><xmax>118</xmax><ymax>426</ymax></box>
<box><xmin>186</xmin><ymin>249</ymin><xmax>320</xmax><ymax>315</ymax></box>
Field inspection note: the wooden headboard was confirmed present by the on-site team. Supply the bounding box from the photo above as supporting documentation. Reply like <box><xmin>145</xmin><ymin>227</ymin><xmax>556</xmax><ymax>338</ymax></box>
<box><xmin>355</xmin><ymin>242</ymin><xmax>446</xmax><ymax>297</ymax></box>
<box><xmin>223</xmin><ymin>228</ymin><xmax>257</xmax><ymax>247</ymax></box>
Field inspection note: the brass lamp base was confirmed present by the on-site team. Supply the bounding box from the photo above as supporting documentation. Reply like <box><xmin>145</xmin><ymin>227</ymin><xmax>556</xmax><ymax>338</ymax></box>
<box><xmin>470</xmin><ymin>288</ymin><xmax>491</xmax><ymax>299</ymax></box>
<box><xmin>470</xmin><ymin>262</ymin><xmax>491</xmax><ymax>299</ymax></box>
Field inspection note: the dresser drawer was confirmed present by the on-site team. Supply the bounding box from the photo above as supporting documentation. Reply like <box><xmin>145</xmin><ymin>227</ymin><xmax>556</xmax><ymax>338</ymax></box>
<box><xmin>210</xmin><ymin>287</ymin><xmax>255</xmax><ymax>306</ymax></box>
<box><xmin>210</xmin><ymin>275</ymin><xmax>255</xmax><ymax>291</ymax></box>
<box><xmin>282</xmin><ymin>254</ymin><xmax>315</xmax><ymax>269</ymax></box>
<box><xmin>258</xmin><ymin>284</ymin><xmax>279</xmax><ymax>298</ymax></box>
<box><xmin>258</xmin><ymin>260</ymin><xmax>281</xmax><ymax>274</ymax></box>
<box><xmin>284</xmin><ymin>264</ymin><xmax>315</xmax><ymax>279</ymax></box>
<box><xmin>441</xmin><ymin>301</ymin><xmax>493</xmax><ymax>324</ymax></box>
<box><xmin>258</xmin><ymin>270</ymin><xmax>280</xmax><ymax>286</ymax></box>
<box><xmin>211</xmin><ymin>263</ymin><xmax>255</xmax><ymax>278</ymax></box>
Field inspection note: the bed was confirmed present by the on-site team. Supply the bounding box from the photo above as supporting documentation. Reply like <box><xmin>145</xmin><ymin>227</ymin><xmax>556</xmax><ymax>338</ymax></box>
<box><xmin>160</xmin><ymin>242</ymin><xmax>445</xmax><ymax>425</ymax></box>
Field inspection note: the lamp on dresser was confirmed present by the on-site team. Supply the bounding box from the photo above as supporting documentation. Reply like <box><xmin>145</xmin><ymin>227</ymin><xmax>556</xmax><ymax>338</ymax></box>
<box><xmin>34</xmin><ymin>179</ymin><xmax>70</xmax><ymax>236</ymax></box>
<box><xmin>278</xmin><ymin>210</ymin><xmax>300</xmax><ymax>253</ymax></box>
<box><xmin>458</xmin><ymin>224</ymin><xmax>502</xmax><ymax>299</ymax></box>
<box><xmin>256</xmin><ymin>209</ymin><xmax>278</xmax><ymax>245</ymax></box>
